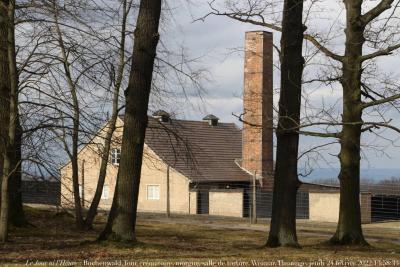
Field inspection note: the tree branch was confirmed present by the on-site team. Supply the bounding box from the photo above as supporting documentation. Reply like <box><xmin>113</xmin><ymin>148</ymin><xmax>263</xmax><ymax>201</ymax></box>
<box><xmin>362</xmin><ymin>0</ymin><xmax>395</xmax><ymax>25</ymax></box>
<box><xmin>297</xmin><ymin>130</ymin><xmax>340</xmax><ymax>138</ymax></box>
<box><xmin>197</xmin><ymin>5</ymin><xmax>344</xmax><ymax>62</ymax></box>
<box><xmin>361</xmin><ymin>43</ymin><xmax>400</xmax><ymax>61</ymax></box>
<box><xmin>362</xmin><ymin>93</ymin><xmax>400</xmax><ymax>109</ymax></box>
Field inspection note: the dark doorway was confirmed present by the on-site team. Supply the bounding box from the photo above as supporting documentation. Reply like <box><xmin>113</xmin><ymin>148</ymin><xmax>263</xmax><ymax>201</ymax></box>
<box><xmin>197</xmin><ymin>190</ymin><xmax>209</xmax><ymax>214</ymax></box>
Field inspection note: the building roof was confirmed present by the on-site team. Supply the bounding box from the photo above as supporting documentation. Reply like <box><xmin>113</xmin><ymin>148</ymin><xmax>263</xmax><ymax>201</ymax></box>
<box><xmin>141</xmin><ymin>116</ymin><xmax>251</xmax><ymax>182</ymax></box>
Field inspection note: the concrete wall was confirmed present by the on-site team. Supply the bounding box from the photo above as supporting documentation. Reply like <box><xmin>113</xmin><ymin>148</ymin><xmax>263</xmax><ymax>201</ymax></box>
<box><xmin>209</xmin><ymin>190</ymin><xmax>243</xmax><ymax>217</ymax></box>
<box><xmin>310</xmin><ymin>192</ymin><xmax>372</xmax><ymax>224</ymax></box>
<box><xmin>60</xmin><ymin>117</ymin><xmax>191</xmax><ymax>214</ymax></box>
<box><xmin>309</xmin><ymin>192</ymin><xmax>340</xmax><ymax>223</ymax></box>
<box><xmin>189</xmin><ymin>191</ymin><xmax>197</xmax><ymax>214</ymax></box>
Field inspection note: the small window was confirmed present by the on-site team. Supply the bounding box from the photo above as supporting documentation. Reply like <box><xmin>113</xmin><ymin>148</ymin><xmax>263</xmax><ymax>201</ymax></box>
<box><xmin>101</xmin><ymin>185</ymin><xmax>109</xmax><ymax>200</ymax></box>
<box><xmin>111</xmin><ymin>148</ymin><xmax>121</xmax><ymax>165</ymax></box>
<box><xmin>147</xmin><ymin>185</ymin><xmax>160</xmax><ymax>200</ymax></box>
<box><xmin>78</xmin><ymin>185</ymin><xmax>83</xmax><ymax>198</ymax></box>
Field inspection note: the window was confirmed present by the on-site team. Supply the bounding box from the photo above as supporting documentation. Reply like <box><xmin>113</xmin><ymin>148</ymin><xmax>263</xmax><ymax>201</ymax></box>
<box><xmin>101</xmin><ymin>186</ymin><xmax>109</xmax><ymax>200</ymax></box>
<box><xmin>78</xmin><ymin>185</ymin><xmax>83</xmax><ymax>198</ymax></box>
<box><xmin>147</xmin><ymin>185</ymin><xmax>160</xmax><ymax>200</ymax></box>
<box><xmin>111</xmin><ymin>148</ymin><xmax>121</xmax><ymax>165</ymax></box>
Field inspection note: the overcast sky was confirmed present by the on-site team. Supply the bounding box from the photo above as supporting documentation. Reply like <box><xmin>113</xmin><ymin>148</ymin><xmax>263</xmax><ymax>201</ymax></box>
<box><xmin>156</xmin><ymin>1</ymin><xmax>400</xmax><ymax>171</ymax></box>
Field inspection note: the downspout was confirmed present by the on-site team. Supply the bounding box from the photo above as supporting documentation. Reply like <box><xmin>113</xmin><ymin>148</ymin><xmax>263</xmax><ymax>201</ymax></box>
<box><xmin>166</xmin><ymin>165</ymin><xmax>170</xmax><ymax>218</ymax></box>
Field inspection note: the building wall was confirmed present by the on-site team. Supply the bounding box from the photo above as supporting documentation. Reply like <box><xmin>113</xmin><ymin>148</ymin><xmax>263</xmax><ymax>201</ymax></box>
<box><xmin>138</xmin><ymin>150</ymin><xmax>190</xmax><ymax>214</ymax></box>
<box><xmin>310</xmin><ymin>192</ymin><xmax>372</xmax><ymax>224</ymax></box>
<box><xmin>189</xmin><ymin>191</ymin><xmax>197</xmax><ymax>214</ymax></box>
<box><xmin>209</xmin><ymin>190</ymin><xmax>243</xmax><ymax>217</ymax></box>
<box><xmin>309</xmin><ymin>192</ymin><xmax>340</xmax><ymax>223</ymax></box>
<box><xmin>60</xmin><ymin>117</ymin><xmax>190</xmax><ymax>214</ymax></box>
<box><xmin>60</xmin><ymin>118</ymin><xmax>123</xmax><ymax>209</ymax></box>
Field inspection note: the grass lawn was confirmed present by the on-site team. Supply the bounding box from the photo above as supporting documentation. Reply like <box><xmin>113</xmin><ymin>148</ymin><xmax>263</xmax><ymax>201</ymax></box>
<box><xmin>0</xmin><ymin>207</ymin><xmax>399</xmax><ymax>266</ymax></box>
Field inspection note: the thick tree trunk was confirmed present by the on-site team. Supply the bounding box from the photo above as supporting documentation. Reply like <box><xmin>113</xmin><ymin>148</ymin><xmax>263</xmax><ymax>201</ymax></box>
<box><xmin>266</xmin><ymin>0</ymin><xmax>304</xmax><ymax>248</ymax></box>
<box><xmin>0</xmin><ymin>0</ymin><xmax>10</xmax><ymax>212</ymax></box>
<box><xmin>0</xmin><ymin>0</ymin><xmax>17</xmax><ymax>242</ymax></box>
<box><xmin>98</xmin><ymin>183</ymin><xmax>118</xmax><ymax>240</ymax></box>
<box><xmin>330</xmin><ymin>0</ymin><xmax>367</xmax><ymax>246</ymax></box>
<box><xmin>9</xmin><ymin>116</ymin><xmax>27</xmax><ymax>227</ymax></box>
<box><xmin>84</xmin><ymin>0</ymin><xmax>127</xmax><ymax>230</ymax></box>
<box><xmin>102</xmin><ymin>0</ymin><xmax>161</xmax><ymax>242</ymax></box>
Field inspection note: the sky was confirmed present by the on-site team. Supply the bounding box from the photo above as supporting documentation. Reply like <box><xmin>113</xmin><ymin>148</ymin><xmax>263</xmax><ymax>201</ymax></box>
<box><xmin>153</xmin><ymin>0</ymin><xmax>400</xmax><ymax>171</ymax></box>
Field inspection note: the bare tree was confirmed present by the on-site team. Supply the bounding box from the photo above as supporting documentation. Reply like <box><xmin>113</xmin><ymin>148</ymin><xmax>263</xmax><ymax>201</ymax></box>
<box><xmin>83</xmin><ymin>0</ymin><xmax>130</xmax><ymax>230</ymax></box>
<box><xmin>0</xmin><ymin>0</ymin><xmax>19</xmax><ymax>242</ymax></box>
<box><xmin>0</xmin><ymin>0</ymin><xmax>9</xmax><ymax>187</ymax></box>
<box><xmin>266</xmin><ymin>0</ymin><xmax>305</xmax><ymax>248</ymax></box>
<box><xmin>9</xmin><ymin>116</ymin><xmax>27</xmax><ymax>227</ymax></box>
<box><xmin>100</xmin><ymin>0</ymin><xmax>162</xmax><ymax>242</ymax></box>
<box><xmin>202</xmin><ymin>0</ymin><xmax>400</xmax><ymax>245</ymax></box>
<box><xmin>0</xmin><ymin>0</ymin><xmax>11</xmax><ymax>243</ymax></box>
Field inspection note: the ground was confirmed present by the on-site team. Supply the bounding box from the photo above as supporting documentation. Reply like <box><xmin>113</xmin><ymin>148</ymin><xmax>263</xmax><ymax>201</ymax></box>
<box><xmin>0</xmin><ymin>207</ymin><xmax>399</xmax><ymax>266</ymax></box>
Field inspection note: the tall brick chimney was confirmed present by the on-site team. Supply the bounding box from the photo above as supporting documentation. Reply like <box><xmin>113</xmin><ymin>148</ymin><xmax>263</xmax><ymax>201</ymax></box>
<box><xmin>242</xmin><ymin>31</ymin><xmax>273</xmax><ymax>182</ymax></box>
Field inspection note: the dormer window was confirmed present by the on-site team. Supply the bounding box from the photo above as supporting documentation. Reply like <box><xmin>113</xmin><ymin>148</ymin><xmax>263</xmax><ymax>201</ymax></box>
<box><xmin>111</xmin><ymin>148</ymin><xmax>121</xmax><ymax>165</ymax></box>
<box><xmin>202</xmin><ymin>114</ymin><xmax>219</xmax><ymax>126</ymax></box>
<box><xmin>153</xmin><ymin>110</ymin><xmax>171</xmax><ymax>122</ymax></box>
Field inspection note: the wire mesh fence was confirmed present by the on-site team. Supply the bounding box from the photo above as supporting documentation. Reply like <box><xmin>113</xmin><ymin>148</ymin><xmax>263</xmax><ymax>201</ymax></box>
<box><xmin>23</xmin><ymin>177</ymin><xmax>400</xmax><ymax>224</ymax></box>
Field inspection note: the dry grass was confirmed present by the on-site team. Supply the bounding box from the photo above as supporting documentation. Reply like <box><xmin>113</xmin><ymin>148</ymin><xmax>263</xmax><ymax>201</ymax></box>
<box><xmin>0</xmin><ymin>207</ymin><xmax>399</xmax><ymax>266</ymax></box>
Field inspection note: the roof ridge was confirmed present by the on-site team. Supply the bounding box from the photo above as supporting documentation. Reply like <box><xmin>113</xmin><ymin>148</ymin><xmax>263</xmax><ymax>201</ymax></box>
<box><xmin>119</xmin><ymin>114</ymin><xmax>239</xmax><ymax>127</ymax></box>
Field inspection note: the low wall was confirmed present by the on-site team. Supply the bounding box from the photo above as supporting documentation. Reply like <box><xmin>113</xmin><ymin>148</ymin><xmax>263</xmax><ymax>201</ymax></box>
<box><xmin>309</xmin><ymin>192</ymin><xmax>340</xmax><ymax>223</ymax></box>
<box><xmin>209</xmin><ymin>189</ymin><xmax>243</xmax><ymax>217</ymax></box>
<box><xmin>310</xmin><ymin>192</ymin><xmax>372</xmax><ymax>224</ymax></box>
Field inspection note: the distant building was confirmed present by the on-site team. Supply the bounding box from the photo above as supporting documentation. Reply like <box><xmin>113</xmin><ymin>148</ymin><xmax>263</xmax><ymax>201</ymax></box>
<box><xmin>59</xmin><ymin>31</ymin><xmax>399</xmax><ymax>223</ymax></box>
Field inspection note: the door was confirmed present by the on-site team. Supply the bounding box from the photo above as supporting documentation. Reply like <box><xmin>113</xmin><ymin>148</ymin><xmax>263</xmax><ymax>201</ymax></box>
<box><xmin>197</xmin><ymin>190</ymin><xmax>209</xmax><ymax>214</ymax></box>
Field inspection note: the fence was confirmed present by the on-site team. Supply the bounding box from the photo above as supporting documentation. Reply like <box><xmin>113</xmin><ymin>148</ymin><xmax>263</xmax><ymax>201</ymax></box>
<box><xmin>22</xmin><ymin>180</ymin><xmax>61</xmax><ymax>206</ymax></box>
<box><xmin>22</xmin><ymin>178</ymin><xmax>400</xmax><ymax>224</ymax></box>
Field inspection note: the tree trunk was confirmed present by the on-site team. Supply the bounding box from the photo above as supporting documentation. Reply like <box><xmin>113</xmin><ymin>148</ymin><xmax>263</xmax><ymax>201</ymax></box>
<box><xmin>84</xmin><ymin>113</ymin><xmax>117</xmax><ymax>229</ymax></box>
<box><xmin>83</xmin><ymin>0</ymin><xmax>127</xmax><ymax>230</ymax></box>
<box><xmin>0</xmin><ymin>0</ymin><xmax>17</xmax><ymax>242</ymax></box>
<box><xmin>102</xmin><ymin>0</ymin><xmax>162</xmax><ymax>242</ymax></box>
<box><xmin>330</xmin><ymin>0</ymin><xmax>367</xmax><ymax>246</ymax></box>
<box><xmin>0</xmin><ymin>0</ymin><xmax>10</xmax><ymax>213</ymax></box>
<box><xmin>6</xmin><ymin>0</ymin><xmax>26</xmax><ymax>226</ymax></box>
<box><xmin>266</xmin><ymin>0</ymin><xmax>304</xmax><ymax>248</ymax></box>
<box><xmin>9</xmin><ymin>116</ymin><xmax>27</xmax><ymax>227</ymax></box>
<box><xmin>52</xmin><ymin>3</ymin><xmax>84</xmax><ymax>228</ymax></box>
<box><xmin>98</xmin><ymin>182</ymin><xmax>118</xmax><ymax>240</ymax></box>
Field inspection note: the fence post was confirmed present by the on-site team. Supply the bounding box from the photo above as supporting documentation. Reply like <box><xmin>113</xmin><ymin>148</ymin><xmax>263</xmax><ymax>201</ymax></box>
<box><xmin>81</xmin><ymin>160</ymin><xmax>85</xmax><ymax>207</ymax></box>
<box><xmin>252</xmin><ymin>171</ymin><xmax>257</xmax><ymax>224</ymax></box>
<box><xmin>166</xmin><ymin>165</ymin><xmax>170</xmax><ymax>218</ymax></box>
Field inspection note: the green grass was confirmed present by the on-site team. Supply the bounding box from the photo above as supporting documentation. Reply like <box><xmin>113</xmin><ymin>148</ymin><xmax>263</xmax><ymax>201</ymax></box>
<box><xmin>0</xmin><ymin>207</ymin><xmax>399</xmax><ymax>266</ymax></box>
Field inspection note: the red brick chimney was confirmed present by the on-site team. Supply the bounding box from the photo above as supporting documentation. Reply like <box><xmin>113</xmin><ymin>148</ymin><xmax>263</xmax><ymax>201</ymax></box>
<box><xmin>242</xmin><ymin>31</ymin><xmax>273</xmax><ymax>183</ymax></box>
